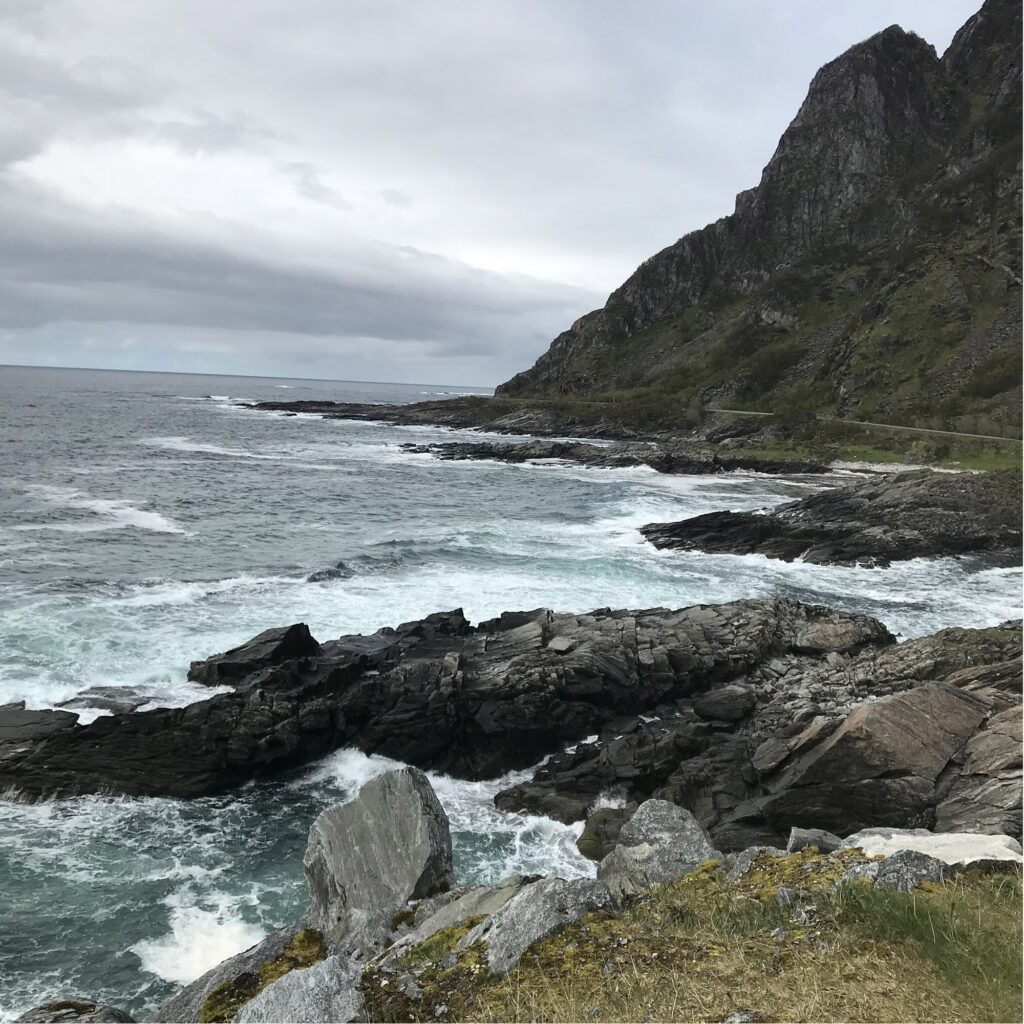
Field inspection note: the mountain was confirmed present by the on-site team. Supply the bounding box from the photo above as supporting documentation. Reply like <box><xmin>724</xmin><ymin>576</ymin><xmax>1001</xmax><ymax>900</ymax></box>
<box><xmin>497</xmin><ymin>0</ymin><xmax>1022</xmax><ymax>437</ymax></box>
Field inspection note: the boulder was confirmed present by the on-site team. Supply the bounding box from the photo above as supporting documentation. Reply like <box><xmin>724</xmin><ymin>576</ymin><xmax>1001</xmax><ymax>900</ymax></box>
<box><xmin>786</xmin><ymin>827</ymin><xmax>842</xmax><ymax>853</ymax></box>
<box><xmin>232</xmin><ymin>956</ymin><xmax>363</xmax><ymax>1023</ymax></box>
<box><xmin>460</xmin><ymin>877</ymin><xmax>619</xmax><ymax>977</ymax></box>
<box><xmin>304</xmin><ymin>767</ymin><xmax>453</xmax><ymax>947</ymax></box>
<box><xmin>872</xmin><ymin>850</ymin><xmax>948</xmax><ymax>892</ymax></box>
<box><xmin>597</xmin><ymin>800</ymin><xmax>718</xmax><ymax>896</ymax></box>
<box><xmin>380</xmin><ymin>875</ymin><xmax>535</xmax><ymax>970</ymax></box>
<box><xmin>755</xmin><ymin>682</ymin><xmax>989</xmax><ymax>834</ymax></box>
<box><xmin>187</xmin><ymin>623</ymin><xmax>322</xmax><ymax>686</ymax></box>
<box><xmin>15</xmin><ymin>1000</ymin><xmax>134</xmax><ymax>1023</ymax></box>
<box><xmin>724</xmin><ymin>846</ymin><xmax>788</xmax><ymax>883</ymax></box>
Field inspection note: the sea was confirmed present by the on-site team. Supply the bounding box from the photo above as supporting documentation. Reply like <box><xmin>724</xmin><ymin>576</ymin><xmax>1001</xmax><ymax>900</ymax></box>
<box><xmin>0</xmin><ymin>364</ymin><xmax>1020</xmax><ymax>1020</ymax></box>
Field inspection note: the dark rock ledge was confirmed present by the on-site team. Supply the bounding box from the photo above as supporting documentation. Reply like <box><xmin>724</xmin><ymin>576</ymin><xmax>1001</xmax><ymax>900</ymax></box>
<box><xmin>398</xmin><ymin>439</ymin><xmax>831</xmax><ymax>476</ymax></box>
<box><xmin>641</xmin><ymin>468</ymin><xmax>1023</xmax><ymax>566</ymax></box>
<box><xmin>0</xmin><ymin>599</ymin><xmax>890</xmax><ymax>802</ymax></box>
<box><xmin>0</xmin><ymin>601</ymin><xmax>1020</xmax><ymax>854</ymax></box>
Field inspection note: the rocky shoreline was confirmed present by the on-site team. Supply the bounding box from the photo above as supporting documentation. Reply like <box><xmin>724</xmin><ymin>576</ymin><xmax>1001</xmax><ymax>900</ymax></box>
<box><xmin>17</xmin><ymin>767</ymin><xmax>1022</xmax><ymax>1023</ymax></box>
<box><xmin>2</xmin><ymin>599</ymin><xmax>1019</xmax><ymax>852</ymax></box>
<box><xmin>641</xmin><ymin>468</ymin><xmax>1023</xmax><ymax>566</ymax></box>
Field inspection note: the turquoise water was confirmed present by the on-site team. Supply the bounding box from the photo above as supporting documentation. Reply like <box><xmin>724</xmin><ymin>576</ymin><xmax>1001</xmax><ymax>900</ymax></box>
<box><xmin>0</xmin><ymin>365</ymin><xmax>1019</xmax><ymax>1019</ymax></box>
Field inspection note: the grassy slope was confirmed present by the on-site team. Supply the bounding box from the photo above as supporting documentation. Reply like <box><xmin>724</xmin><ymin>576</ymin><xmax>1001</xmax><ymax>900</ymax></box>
<box><xmin>365</xmin><ymin>850</ymin><xmax>1023</xmax><ymax>1024</ymax></box>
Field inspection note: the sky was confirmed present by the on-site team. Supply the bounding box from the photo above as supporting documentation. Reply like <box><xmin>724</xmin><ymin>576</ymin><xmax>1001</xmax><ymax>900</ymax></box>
<box><xmin>0</xmin><ymin>0</ymin><xmax>983</xmax><ymax>387</ymax></box>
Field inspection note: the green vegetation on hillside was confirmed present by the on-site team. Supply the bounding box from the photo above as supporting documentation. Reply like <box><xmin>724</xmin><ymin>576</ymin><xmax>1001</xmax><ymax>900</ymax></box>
<box><xmin>363</xmin><ymin>853</ymin><xmax>1022</xmax><ymax>1024</ymax></box>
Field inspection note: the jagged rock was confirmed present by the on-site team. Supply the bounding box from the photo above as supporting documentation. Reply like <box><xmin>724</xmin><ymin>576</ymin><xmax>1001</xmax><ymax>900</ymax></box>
<box><xmin>754</xmin><ymin>682</ymin><xmax>989</xmax><ymax>835</ymax></box>
<box><xmin>460</xmin><ymin>878</ymin><xmax>619</xmax><ymax>977</ymax></box>
<box><xmin>641</xmin><ymin>470</ymin><xmax>1022</xmax><ymax>567</ymax></box>
<box><xmin>787</xmin><ymin>827</ymin><xmax>842</xmax><ymax>853</ymax></box>
<box><xmin>400</xmin><ymin>438</ymin><xmax>828</xmax><ymax>476</ymax></box>
<box><xmin>304</xmin><ymin>767</ymin><xmax>453</xmax><ymax>947</ymax></box>
<box><xmin>188</xmin><ymin>623</ymin><xmax>322</xmax><ymax>686</ymax></box>
<box><xmin>576</xmin><ymin>807</ymin><xmax>633</xmax><ymax>861</ymax></box>
<box><xmin>725</xmin><ymin>846</ymin><xmax>788</xmax><ymax>883</ymax></box>
<box><xmin>15</xmin><ymin>1000</ymin><xmax>134</xmax><ymax>1023</ymax></box>
<box><xmin>497</xmin><ymin>620</ymin><xmax>1021</xmax><ymax>849</ymax></box>
<box><xmin>146</xmin><ymin>922</ymin><xmax>310</xmax><ymax>1023</ymax></box>
<box><xmin>872</xmin><ymin>850</ymin><xmax>949</xmax><ymax>892</ymax></box>
<box><xmin>692</xmin><ymin>684</ymin><xmax>757</xmax><ymax>721</ymax></box>
<box><xmin>0</xmin><ymin>598</ymin><xmax>894</xmax><ymax>800</ymax></box>
<box><xmin>935</xmin><ymin>703</ymin><xmax>1022</xmax><ymax>836</ymax></box>
<box><xmin>597</xmin><ymin>800</ymin><xmax>719</xmax><ymax>897</ymax></box>
<box><xmin>380</xmin><ymin>875</ymin><xmax>536</xmax><ymax>970</ymax></box>
<box><xmin>232</xmin><ymin>956</ymin><xmax>363</xmax><ymax>1024</ymax></box>
<box><xmin>840</xmin><ymin>827</ymin><xmax>1023</xmax><ymax>866</ymax></box>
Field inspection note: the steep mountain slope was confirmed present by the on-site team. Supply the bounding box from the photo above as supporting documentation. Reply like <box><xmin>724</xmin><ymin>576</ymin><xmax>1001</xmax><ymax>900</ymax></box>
<box><xmin>497</xmin><ymin>0</ymin><xmax>1022</xmax><ymax>436</ymax></box>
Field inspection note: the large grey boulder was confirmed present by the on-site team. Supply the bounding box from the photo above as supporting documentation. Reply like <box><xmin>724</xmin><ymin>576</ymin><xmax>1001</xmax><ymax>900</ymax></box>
<box><xmin>460</xmin><ymin>877</ymin><xmax>619</xmax><ymax>977</ymax></box>
<box><xmin>232</xmin><ymin>956</ymin><xmax>363</xmax><ymax>1023</ymax></box>
<box><xmin>304</xmin><ymin>766</ymin><xmax>453</xmax><ymax>947</ymax></box>
<box><xmin>597</xmin><ymin>800</ymin><xmax>718</xmax><ymax>896</ymax></box>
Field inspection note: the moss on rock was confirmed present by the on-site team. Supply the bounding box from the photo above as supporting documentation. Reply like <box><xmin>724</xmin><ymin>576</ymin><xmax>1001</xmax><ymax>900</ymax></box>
<box><xmin>199</xmin><ymin>928</ymin><xmax>327</xmax><ymax>1023</ymax></box>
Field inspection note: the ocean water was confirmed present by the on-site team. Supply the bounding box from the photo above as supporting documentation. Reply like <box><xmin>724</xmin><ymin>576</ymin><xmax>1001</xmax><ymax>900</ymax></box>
<box><xmin>0</xmin><ymin>364</ymin><xmax>1019</xmax><ymax>1020</ymax></box>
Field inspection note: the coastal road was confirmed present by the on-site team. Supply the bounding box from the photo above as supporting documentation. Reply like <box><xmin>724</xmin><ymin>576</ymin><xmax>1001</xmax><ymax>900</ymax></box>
<box><xmin>707</xmin><ymin>408</ymin><xmax>1022</xmax><ymax>444</ymax></box>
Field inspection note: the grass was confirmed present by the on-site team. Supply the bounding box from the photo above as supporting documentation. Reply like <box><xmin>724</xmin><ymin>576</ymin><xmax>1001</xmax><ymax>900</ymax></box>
<box><xmin>361</xmin><ymin>853</ymin><xmax>1022</xmax><ymax>1024</ymax></box>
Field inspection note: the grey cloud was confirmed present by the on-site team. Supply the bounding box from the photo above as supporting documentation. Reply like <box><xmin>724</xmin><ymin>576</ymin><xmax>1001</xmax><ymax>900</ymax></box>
<box><xmin>0</xmin><ymin>173</ymin><xmax>596</xmax><ymax>355</ymax></box>
<box><xmin>281</xmin><ymin>161</ymin><xmax>352</xmax><ymax>209</ymax></box>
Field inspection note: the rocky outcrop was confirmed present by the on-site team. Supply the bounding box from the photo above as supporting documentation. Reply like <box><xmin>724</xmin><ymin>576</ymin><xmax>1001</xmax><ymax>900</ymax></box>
<box><xmin>496</xmin><ymin>0</ymin><xmax>1021</xmax><ymax>436</ymax></box>
<box><xmin>15</xmin><ymin>1000</ymin><xmax>134</xmax><ymax>1023</ymax></box>
<box><xmin>303</xmin><ymin>767</ymin><xmax>453</xmax><ymax>948</ymax></box>
<box><xmin>149</xmin><ymin>768</ymin><xmax>457</xmax><ymax>1023</ymax></box>
<box><xmin>641</xmin><ymin>468</ymin><xmax>1022</xmax><ymax>566</ymax></box>
<box><xmin>494</xmin><ymin>620</ymin><xmax>1022</xmax><ymax>848</ymax></box>
<box><xmin>400</xmin><ymin>438</ymin><xmax>830</xmax><ymax>475</ymax></box>
<box><xmin>0</xmin><ymin>598</ymin><xmax>893</xmax><ymax>801</ymax></box>
<box><xmin>459</xmin><ymin>878</ymin><xmax>619</xmax><ymax>977</ymax></box>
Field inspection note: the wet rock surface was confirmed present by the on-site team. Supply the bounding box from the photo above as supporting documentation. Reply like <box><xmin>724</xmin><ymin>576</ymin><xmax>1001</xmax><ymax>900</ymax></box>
<box><xmin>641</xmin><ymin>469</ymin><xmax>1022</xmax><ymax>566</ymax></box>
<box><xmin>0</xmin><ymin>598</ymin><xmax>893</xmax><ymax>801</ymax></box>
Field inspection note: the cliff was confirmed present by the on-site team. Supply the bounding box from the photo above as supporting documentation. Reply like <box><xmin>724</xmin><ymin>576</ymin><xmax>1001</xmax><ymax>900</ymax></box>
<box><xmin>497</xmin><ymin>0</ymin><xmax>1022</xmax><ymax>437</ymax></box>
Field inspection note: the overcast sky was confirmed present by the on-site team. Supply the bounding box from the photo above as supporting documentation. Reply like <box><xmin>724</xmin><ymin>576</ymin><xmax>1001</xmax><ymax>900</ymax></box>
<box><xmin>0</xmin><ymin>0</ymin><xmax>982</xmax><ymax>386</ymax></box>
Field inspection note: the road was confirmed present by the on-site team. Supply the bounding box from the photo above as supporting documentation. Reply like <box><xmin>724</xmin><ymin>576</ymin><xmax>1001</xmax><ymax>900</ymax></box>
<box><xmin>707</xmin><ymin>408</ymin><xmax>1022</xmax><ymax>443</ymax></box>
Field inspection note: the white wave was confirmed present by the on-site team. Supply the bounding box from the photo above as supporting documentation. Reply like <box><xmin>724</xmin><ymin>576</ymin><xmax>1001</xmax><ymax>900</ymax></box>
<box><xmin>13</xmin><ymin>485</ymin><xmax>186</xmax><ymax>535</ymax></box>
<box><xmin>132</xmin><ymin>890</ymin><xmax>266</xmax><ymax>986</ymax></box>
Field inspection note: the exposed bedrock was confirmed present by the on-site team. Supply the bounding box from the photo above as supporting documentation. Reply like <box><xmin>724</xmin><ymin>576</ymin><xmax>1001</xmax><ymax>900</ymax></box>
<box><xmin>399</xmin><ymin>438</ymin><xmax>830</xmax><ymax>476</ymax></box>
<box><xmin>641</xmin><ymin>468</ymin><xmax>1022</xmax><ymax>566</ymax></box>
<box><xmin>0</xmin><ymin>599</ymin><xmax>893</xmax><ymax>801</ymax></box>
<box><xmin>495</xmin><ymin>623</ymin><xmax>1022</xmax><ymax>849</ymax></box>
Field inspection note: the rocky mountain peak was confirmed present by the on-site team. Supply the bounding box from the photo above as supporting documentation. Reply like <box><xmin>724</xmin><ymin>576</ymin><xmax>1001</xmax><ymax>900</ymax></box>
<box><xmin>497</xmin><ymin>0</ymin><xmax>1021</xmax><ymax>435</ymax></box>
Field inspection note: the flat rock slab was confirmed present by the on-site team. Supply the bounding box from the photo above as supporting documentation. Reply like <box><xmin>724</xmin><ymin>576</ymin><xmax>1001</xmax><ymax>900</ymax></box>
<box><xmin>840</xmin><ymin>827</ymin><xmax>1023</xmax><ymax>865</ymax></box>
